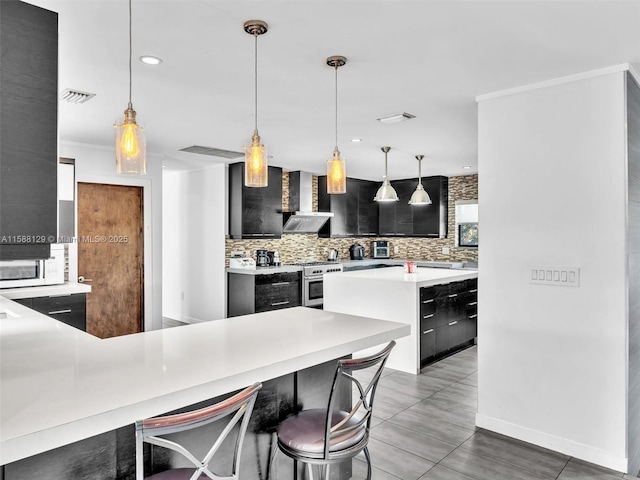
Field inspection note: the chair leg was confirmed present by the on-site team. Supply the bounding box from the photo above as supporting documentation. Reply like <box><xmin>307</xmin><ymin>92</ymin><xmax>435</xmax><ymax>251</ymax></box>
<box><xmin>324</xmin><ymin>463</ymin><xmax>331</xmax><ymax>480</ymax></box>
<box><xmin>306</xmin><ymin>462</ymin><xmax>314</xmax><ymax>480</ymax></box>
<box><xmin>364</xmin><ymin>446</ymin><xmax>372</xmax><ymax>480</ymax></box>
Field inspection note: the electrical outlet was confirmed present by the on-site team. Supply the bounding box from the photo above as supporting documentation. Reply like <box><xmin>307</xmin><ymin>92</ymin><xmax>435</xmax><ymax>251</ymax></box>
<box><xmin>323</xmin><ymin>247</ymin><xmax>328</xmax><ymax>253</ymax></box>
<box><xmin>442</xmin><ymin>246</ymin><xmax>450</xmax><ymax>255</ymax></box>
<box><xmin>530</xmin><ymin>266</ymin><xmax>579</xmax><ymax>287</ymax></box>
<box><xmin>394</xmin><ymin>245</ymin><xmax>400</xmax><ymax>254</ymax></box>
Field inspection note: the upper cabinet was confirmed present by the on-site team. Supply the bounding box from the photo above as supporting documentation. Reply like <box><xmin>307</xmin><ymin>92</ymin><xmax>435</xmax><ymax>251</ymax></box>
<box><xmin>228</xmin><ymin>162</ymin><xmax>283</xmax><ymax>239</ymax></box>
<box><xmin>317</xmin><ymin>177</ymin><xmax>378</xmax><ymax>237</ymax></box>
<box><xmin>0</xmin><ymin>0</ymin><xmax>58</xmax><ymax>260</ymax></box>
<box><xmin>378</xmin><ymin>176</ymin><xmax>448</xmax><ymax>238</ymax></box>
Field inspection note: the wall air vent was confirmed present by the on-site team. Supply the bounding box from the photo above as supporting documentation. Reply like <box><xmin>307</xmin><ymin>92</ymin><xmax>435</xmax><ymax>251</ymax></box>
<box><xmin>377</xmin><ymin>112</ymin><xmax>416</xmax><ymax>124</ymax></box>
<box><xmin>60</xmin><ymin>88</ymin><xmax>96</xmax><ymax>104</ymax></box>
<box><xmin>178</xmin><ymin>145</ymin><xmax>244</xmax><ymax>159</ymax></box>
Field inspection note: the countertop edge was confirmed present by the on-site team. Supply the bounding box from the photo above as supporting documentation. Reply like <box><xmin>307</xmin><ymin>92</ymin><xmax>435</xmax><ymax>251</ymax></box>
<box><xmin>0</xmin><ymin>283</ymin><xmax>92</xmax><ymax>299</ymax></box>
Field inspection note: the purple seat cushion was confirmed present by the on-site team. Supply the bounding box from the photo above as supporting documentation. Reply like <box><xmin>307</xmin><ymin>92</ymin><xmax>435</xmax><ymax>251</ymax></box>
<box><xmin>145</xmin><ymin>468</ymin><xmax>211</xmax><ymax>480</ymax></box>
<box><xmin>277</xmin><ymin>409</ymin><xmax>366</xmax><ymax>454</ymax></box>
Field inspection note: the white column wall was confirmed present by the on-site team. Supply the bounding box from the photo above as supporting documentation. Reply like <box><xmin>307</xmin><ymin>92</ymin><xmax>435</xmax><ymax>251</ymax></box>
<box><xmin>162</xmin><ymin>165</ymin><xmax>226</xmax><ymax>323</ymax></box>
<box><xmin>477</xmin><ymin>71</ymin><xmax>628</xmax><ymax>470</ymax></box>
<box><xmin>59</xmin><ymin>142</ymin><xmax>163</xmax><ymax>332</ymax></box>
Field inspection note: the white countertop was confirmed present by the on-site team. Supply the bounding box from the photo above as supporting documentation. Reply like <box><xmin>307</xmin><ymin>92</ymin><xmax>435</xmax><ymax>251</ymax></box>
<box><xmin>226</xmin><ymin>265</ymin><xmax>302</xmax><ymax>275</ymax></box>
<box><xmin>335</xmin><ymin>265</ymin><xmax>478</xmax><ymax>287</ymax></box>
<box><xmin>0</xmin><ymin>298</ymin><xmax>409</xmax><ymax>465</ymax></box>
<box><xmin>0</xmin><ymin>282</ymin><xmax>91</xmax><ymax>299</ymax></box>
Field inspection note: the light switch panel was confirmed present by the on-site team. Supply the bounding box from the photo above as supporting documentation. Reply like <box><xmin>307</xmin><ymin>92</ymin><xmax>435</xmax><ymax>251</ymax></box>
<box><xmin>530</xmin><ymin>266</ymin><xmax>580</xmax><ymax>287</ymax></box>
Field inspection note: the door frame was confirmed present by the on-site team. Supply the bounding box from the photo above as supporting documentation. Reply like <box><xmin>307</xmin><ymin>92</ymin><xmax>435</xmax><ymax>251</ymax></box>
<box><xmin>73</xmin><ymin>173</ymin><xmax>155</xmax><ymax>332</ymax></box>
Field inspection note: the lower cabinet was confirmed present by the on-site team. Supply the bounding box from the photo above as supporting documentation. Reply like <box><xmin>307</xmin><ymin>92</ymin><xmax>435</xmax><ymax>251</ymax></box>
<box><xmin>228</xmin><ymin>272</ymin><xmax>301</xmax><ymax>317</ymax></box>
<box><xmin>14</xmin><ymin>293</ymin><xmax>87</xmax><ymax>331</ymax></box>
<box><xmin>420</xmin><ymin>279</ymin><xmax>477</xmax><ymax>366</ymax></box>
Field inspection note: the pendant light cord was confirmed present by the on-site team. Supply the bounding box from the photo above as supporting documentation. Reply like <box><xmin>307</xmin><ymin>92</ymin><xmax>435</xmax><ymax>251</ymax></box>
<box><xmin>254</xmin><ymin>33</ymin><xmax>258</xmax><ymax>133</ymax></box>
<box><xmin>128</xmin><ymin>0</ymin><xmax>132</xmax><ymax>106</ymax></box>
<box><xmin>335</xmin><ymin>65</ymin><xmax>338</xmax><ymax>149</ymax></box>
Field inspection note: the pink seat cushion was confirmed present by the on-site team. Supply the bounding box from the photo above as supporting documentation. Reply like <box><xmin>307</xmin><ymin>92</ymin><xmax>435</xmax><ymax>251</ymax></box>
<box><xmin>145</xmin><ymin>468</ymin><xmax>211</xmax><ymax>480</ymax></box>
<box><xmin>277</xmin><ymin>409</ymin><xmax>366</xmax><ymax>454</ymax></box>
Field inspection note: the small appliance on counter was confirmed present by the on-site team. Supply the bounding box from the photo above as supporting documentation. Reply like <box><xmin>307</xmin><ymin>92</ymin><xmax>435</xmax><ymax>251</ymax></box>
<box><xmin>370</xmin><ymin>240</ymin><xmax>390</xmax><ymax>259</ymax></box>
<box><xmin>349</xmin><ymin>243</ymin><xmax>365</xmax><ymax>260</ymax></box>
<box><xmin>327</xmin><ymin>248</ymin><xmax>339</xmax><ymax>262</ymax></box>
<box><xmin>272</xmin><ymin>251</ymin><xmax>281</xmax><ymax>267</ymax></box>
<box><xmin>256</xmin><ymin>249</ymin><xmax>271</xmax><ymax>267</ymax></box>
<box><xmin>0</xmin><ymin>243</ymin><xmax>65</xmax><ymax>288</ymax></box>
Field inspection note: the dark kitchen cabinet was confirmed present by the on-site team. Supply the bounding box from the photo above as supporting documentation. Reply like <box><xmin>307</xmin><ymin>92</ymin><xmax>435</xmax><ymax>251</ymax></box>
<box><xmin>228</xmin><ymin>162</ymin><xmax>283</xmax><ymax>239</ymax></box>
<box><xmin>318</xmin><ymin>177</ymin><xmax>378</xmax><ymax>237</ymax></box>
<box><xmin>227</xmin><ymin>271</ymin><xmax>301</xmax><ymax>317</ymax></box>
<box><xmin>420</xmin><ymin>279</ymin><xmax>476</xmax><ymax>366</ymax></box>
<box><xmin>378</xmin><ymin>176</ymin><xmax>448</xmax><ymax>238</ymax></box>
<box><xmin>0</xmin><ymin>0</ymin><xmax>58</xmax><ymax>260</ymax></box>
<box><xmin>14</xmin><ymin>293</ymin><xmax>87</xmax><ymax>331</ymax></box>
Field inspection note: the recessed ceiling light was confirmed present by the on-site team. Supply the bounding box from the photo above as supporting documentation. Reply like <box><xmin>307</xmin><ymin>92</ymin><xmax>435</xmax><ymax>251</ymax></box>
<box><xmin>463</xmin><ymin>165</ymin><xmax>472</xmax><ymax>169</ymax></box>
<box><xmin>139</xmin><ymin>55</ymin><xmax>163</xmax><ymax>65</ymax></box>
<box><xmin>376</xmin><ymin>112</ymin><xmax>415</xmax><ymax>124</ymax></box>
<box><xmin>351</xmin><ymin>138</ymin><xmax>362</xmax><ymax>143</ymax></box>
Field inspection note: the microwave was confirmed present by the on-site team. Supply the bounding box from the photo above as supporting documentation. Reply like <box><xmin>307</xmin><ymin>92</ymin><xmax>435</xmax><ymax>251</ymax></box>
<box><xmin>371</xmin><ymin>240</ymin><xmax>390</xmax><ymax>259</ymax></box>
<box><xmin>0</xmin><ymin>244</ymin><xmax>65</xmax><ymax>288</ymax></box>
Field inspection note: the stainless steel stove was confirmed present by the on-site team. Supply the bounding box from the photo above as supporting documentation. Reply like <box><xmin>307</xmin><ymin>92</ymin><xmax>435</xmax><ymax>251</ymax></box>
<box><xmin>291</xmin><ymin>261</ymin><xmax>343</xmax><ymax>307</ymax></box>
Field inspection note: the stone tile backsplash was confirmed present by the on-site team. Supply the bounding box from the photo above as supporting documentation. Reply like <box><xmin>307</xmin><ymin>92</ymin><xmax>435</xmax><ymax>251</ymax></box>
<box><xmin>226</xmin><ymin>174</ymin><xmax>478</xmax><ymax>265</ymax></box>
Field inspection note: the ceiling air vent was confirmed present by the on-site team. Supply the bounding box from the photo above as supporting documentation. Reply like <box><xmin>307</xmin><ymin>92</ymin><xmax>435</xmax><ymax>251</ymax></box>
<box><xmin>178</xmin><ymin>145</ymin><xmax>244</xmax><ymax>159</ymax></box>
<box><xmin>377</xmin><ymin>112</ymin><xmax>416</xmax><ymax>124</ymax></box>
<box><xmin>60</xmin><ymin>88</ymin><xmax>96</xmax><ymax>104</ymax></box>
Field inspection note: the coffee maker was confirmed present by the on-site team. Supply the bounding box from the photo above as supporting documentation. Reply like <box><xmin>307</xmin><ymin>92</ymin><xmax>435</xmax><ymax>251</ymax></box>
<box><xmin>256</xmin><ymin>249</ymin><xmax>270</xmax><ymax>267</ymax></box>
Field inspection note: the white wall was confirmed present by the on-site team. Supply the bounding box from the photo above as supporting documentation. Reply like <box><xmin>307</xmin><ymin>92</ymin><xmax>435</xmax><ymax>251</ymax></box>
<box><xmin>59</xmin><ymin>142</ymin><xmax>163</xmax><ymax>332</ymax></box>
<box><xmin>477</xmin><ymin>70</ymin><xmax>629</xmax><ymax>470</ymax></box>
<box><xmin>162</xmin><ymin>165</ymin><xmax>227</xmax><ymax>322</ymax></box>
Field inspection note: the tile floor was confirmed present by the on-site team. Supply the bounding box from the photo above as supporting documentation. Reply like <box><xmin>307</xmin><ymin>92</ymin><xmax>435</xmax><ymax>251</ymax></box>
<box><xmin>351</xmin><ymin>346</ymin><xmax>639</xmax><ymax>480</ymax></box>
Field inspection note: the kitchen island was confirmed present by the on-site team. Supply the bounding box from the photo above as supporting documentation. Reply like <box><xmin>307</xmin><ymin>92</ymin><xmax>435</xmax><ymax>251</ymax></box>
<box><xmin>324</xmin><ymin>266</ymin><xmax>478</xmax><ymax>374</ymax></box>
<box><xmin>0</xmin><ymin>297</ymin><xmax>408</xmax><ymax>478</ymax></box>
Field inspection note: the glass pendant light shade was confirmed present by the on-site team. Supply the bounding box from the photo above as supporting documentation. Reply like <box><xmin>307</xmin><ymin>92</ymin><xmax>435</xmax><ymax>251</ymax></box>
<box><xmin>327</xmin><ymin>147</ymin><xmax>346</xmax><ymax>194</ymax></box>
<box><xmin>245</xmin><ymin>131</ymin><xmax>268</xmax><ymax>187</ymax></box>
<box><xmin>115</xmin><ymin>104</ymin><xmax>146</xmax><ymax>175</ymax></box>
<box><xmin>409</xmin><ymin>155</ymin><xmax>432</xmax><ymax>205</ymax></box>
<box><xmin>326</xmin><ymin>55</ymin><xmax>347</xmax><ymax>194</ymax></box>
<box><xmin>374</xmin><ymin>146</ymin><xmax>399</xmax><ymax>202</ymax></box>
<box><xmin>115</xmin><ymin>0</ymin><xmax>146</xmax><ymax>175</ymax></box>
<box><xmin>244</xmin><ymin>20</ymin><xmax>269</xmax><ymax>187</ymax></box>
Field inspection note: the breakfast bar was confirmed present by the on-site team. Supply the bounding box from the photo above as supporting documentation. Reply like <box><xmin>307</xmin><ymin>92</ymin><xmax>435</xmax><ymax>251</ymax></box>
<box><xmin>0</xmin><ymin>297</ymin><xmax>409</xmax><ymax>478</ymax></box>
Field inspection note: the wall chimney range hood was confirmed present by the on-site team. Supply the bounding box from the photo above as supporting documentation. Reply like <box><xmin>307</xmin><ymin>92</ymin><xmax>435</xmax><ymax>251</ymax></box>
<box><xmin>283</xmin><ymin>171</ymin><xmax>332</xmax><ymax>234</ymax></box>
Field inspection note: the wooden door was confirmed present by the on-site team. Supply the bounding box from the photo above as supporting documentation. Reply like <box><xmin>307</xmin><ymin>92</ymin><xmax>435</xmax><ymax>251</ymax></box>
<box><xmin>78</xmin><ymin>183</ymin><xmax>143</xmax><ymax>338</ymax></box>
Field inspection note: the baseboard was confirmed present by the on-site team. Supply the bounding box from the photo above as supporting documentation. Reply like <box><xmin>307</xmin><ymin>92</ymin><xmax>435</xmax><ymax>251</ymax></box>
<box><xmin>475</xmin><ymin>413</ymin><xmax>628</xmax><ymax>473</ymax></box>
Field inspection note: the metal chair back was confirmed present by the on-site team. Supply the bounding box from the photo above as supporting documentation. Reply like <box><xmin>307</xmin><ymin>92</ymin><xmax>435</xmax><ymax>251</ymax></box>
<box><xmin>135</xmin><ymin>382</ymin><xmax>262</xmax><ymax>480</ymax></box>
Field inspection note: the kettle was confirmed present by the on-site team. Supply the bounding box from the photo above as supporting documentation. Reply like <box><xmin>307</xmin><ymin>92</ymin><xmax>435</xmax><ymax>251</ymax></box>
<box><xmin>349</xmin><ymin>243</ymin><xmax>365</xmax><ymax>260</ymax></box>
<box><xmin>327</xmin><ymin>248</ymin><xmax>339</xmax><ymax>262</ymax></box>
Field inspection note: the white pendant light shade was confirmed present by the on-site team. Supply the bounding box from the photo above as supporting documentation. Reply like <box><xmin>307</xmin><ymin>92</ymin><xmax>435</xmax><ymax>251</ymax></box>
<box><xmin>115</xmin><ymin>0</ymin><xmax>146</xmax><ymax>175</ymax></box>
<box><xmin>243</xmin><ymin>20</ymin><xmax>269</xmax><ymax>187</ymax></box>
<box><xmin>374</xmin><ymin>146</ymin><xmax>399</xmax><ymax>202</ymax></box>
<box><xmin>409</xmin><ymin>155</ymin><xmax>432</xmax><ymax>205</ymax></box>
<box><xmin>326</xmin><ymin>55</ymin><xmax>347</xmax><ymax>194</ymax></box>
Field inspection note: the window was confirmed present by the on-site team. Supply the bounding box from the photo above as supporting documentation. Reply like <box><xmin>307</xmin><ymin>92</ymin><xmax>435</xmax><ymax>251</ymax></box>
<box><xmin>455</xmin><ymin>200</ymin><xmax>478</xmax><ymax>248</ymax></box>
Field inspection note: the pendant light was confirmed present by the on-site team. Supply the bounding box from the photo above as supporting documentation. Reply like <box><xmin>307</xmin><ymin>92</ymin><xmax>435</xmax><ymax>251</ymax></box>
<box><xmin>373</xmin><ymin>146</ymin><xmax>399</xmax><ymax>202</ymax></box>
<box><xmin>409</xmin><ymin>155</ymin><xmax>432</xmax><ymax>205</ymax></box>
<box><xmin>114</xmin><ymin>0</ymin><xmax>146</xmax><ymax>175</ymax></box>
<box><xmin>326</xmin><ymin>55</ymin><xmax>347</xmax><ymax>194</ymax></box>
<box><xmin>243</xmin><ymin>20</ymin><xmax>269</xmax><ymax>187</ymax></box>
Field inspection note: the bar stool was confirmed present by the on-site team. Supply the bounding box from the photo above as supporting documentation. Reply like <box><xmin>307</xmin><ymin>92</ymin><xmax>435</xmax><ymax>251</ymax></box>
<box><xmin>135</xmin><ymin>382</ymin><xmax>262</xmax><ymax>480</ymax></box>
<box><xmin>276</xmin><ymin>341</ymin><xmax>395</xmax><ymax>480</ymax></box>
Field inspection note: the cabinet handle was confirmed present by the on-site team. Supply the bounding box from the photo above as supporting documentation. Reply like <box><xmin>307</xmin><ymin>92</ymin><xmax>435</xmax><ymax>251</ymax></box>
<box><xmin>422</xmin><ymin>299</ymin><xmax>434</xmax><ymax>304</ymax></box>
<box><xmin>423</xmin><ymin>314</ymin><xmax>434</xmax><ymax>319</ymax></box>
<box><xmin>468</xmin><ymin>301</ymin><xmax>478</xmax><ymax>306</ymax></box>
<box><xmin>271</xmin><ymin>282</ymin><xmax>290</xmax><ymax>286</ymax></box>
<box><xmin>469</xmin><ymin>314</ymin><xmax>478</xmax><ymax>319</ymax></box>
<box><xmin>423</xmin><ymin>329</ymin><xmax>434</xmax><ymax>334</ymax></box>
<box><xmin>448</xmin><ymin>294</ymin><xmax>458</xmax><ymax>298</ymax></box>
<box><xmin>271</xmin><ymin>301</ymin><xmax>290</xmax><ymax>306</ymax></box>
<box><xmin>48</xmin><ymin>294</ymin><xmax>72</xmax><ymax>298</ymax></box>
<box><xmin>48</xmin><ymin>309</ymin><xmax>72</xmax><ymax>315</ymax></box>
<box><xmin>448</xmin><ymin>321</ymin><xmax>458</xmax><ymax>326</ymax></box>
<box><xmin>469</xmin><ymin>289</ymin><xmax>478</xmax><ymax>293</ymax></box>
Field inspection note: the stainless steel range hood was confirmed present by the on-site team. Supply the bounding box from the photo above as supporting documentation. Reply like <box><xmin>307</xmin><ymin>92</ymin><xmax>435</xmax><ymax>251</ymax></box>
<box><xmin>283</xmin><ymin>171</ymin><xmax>333</xmax><ymax>234</ymax></box>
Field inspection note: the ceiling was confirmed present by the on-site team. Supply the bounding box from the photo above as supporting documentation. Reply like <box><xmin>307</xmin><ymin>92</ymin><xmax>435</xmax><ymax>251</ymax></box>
<box><xmin>24</xmin><ymin>0</ymin><xmax>640</xmax><ymax>180</ymax></box>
